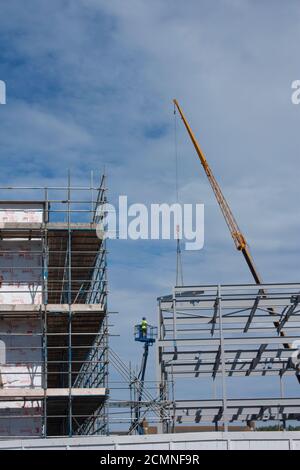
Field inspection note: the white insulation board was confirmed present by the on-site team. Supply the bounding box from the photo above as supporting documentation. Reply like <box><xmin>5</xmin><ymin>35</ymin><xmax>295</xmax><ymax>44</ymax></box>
<box><xmin>0</xmin><ymin>204</ymin><xmax>44</xmax><ymax>436</ymax></box>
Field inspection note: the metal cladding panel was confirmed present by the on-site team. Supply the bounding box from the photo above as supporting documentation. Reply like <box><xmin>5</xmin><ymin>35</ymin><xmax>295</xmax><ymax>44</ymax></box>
<box><xmin>293</xmin><ymin>441</ymin><xmax>300</xmax><ymax>450</ymax></box>
<box><xmin>0</xmin><ymin>432</ymin><xmax>299</xmax><ymax>450</ymax></box>
<box><xmin>231</xmin><ymin>439</ymin><xmax>291</xmax><ymax>451</ymax></box>
<box><xmin>118</xmin><ymin>443</ymin><xmax>169</xmax><ymax>451</ymax></box>
<box><xmin>175</xmin><ymin>441</ymin><xmax>227</xmax><ymax>450</ymax></box>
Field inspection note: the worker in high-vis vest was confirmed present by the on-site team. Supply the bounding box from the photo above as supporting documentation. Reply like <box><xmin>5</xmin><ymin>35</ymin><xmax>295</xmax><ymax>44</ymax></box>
<box><xmin>141</xmin><ymin>317</ymin><xmax>148</xmax><ymax>337</ymax></box>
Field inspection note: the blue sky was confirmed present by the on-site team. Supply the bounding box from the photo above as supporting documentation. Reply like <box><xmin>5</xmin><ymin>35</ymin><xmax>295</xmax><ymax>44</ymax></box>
<box><xmin>1</xmin><ymin>0</ymin><xmax>300</xmax><ymax>419</ymax></box>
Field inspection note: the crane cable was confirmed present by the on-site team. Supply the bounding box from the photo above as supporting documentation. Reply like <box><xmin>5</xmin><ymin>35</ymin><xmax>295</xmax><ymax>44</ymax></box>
<box><xmin>174</xmin><ymin>103</ymin><xmax>184</xmax><ymax>286</ymax></box>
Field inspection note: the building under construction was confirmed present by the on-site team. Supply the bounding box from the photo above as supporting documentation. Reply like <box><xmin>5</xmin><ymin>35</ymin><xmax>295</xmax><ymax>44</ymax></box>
<box><xmin>1</xmin><ymin>101</ymin><xmax>300</xmax><ymax>448</ymax></box>
<box><xmin>157</xmin><ymin>283</ymin><xmax>300</xmax><ymax>433</ymax></box>
<box><xmin>0</xmin><ymin>175</ymin><xmax>108</xmax><ymax>438</ymax></box>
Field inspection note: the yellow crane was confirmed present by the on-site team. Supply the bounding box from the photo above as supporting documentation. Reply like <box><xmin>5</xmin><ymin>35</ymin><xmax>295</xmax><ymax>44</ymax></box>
<box><xmin>173</xmin><ymin>99</ymin><xmax>262</xmax><ymax>284</ymax></box>
<box><xmin>173</xmin><ymin>99</ymin><xmax>295</xmax><ymax>353</ymax></box>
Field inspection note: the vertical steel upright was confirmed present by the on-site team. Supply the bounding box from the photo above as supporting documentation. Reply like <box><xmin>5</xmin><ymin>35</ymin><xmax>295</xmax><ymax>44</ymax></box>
<box><xmin>67</xmin><ymin>171</ymin><xmax>72</xmax><ymax>436</ymax></box>
<box><xmin>217</xmin><ymin>285</ymin><xmax>228</xmax><ymax>432</ymax></box>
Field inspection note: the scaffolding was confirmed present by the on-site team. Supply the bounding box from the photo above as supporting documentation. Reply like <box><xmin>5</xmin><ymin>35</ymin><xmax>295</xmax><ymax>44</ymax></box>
<box><xmin>105</xmin><ymin>347</ymin><xmax>172</xmax><ymax>435</ymax></box>
<box><xmin>0</xmin><ymin>174</ymin><xmax>108</xmax><ymax>438</ymax></box>
<box><xmin>157</xmin><ymin>283</ymin><xmax>300</xmax><ymax>433</ymax></box>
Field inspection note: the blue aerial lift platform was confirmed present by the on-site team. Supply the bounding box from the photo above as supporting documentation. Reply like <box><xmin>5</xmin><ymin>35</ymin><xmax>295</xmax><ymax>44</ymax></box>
<box><xmin>132</xmin><ymin>323</ymin><xmax>157</xmax><ymax>434</ymax></box>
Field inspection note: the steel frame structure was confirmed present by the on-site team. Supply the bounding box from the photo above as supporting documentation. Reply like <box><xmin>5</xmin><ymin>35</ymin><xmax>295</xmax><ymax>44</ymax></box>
<box><xmin>0</xmin><ymin>174</ymin><xmax>109</xmax><ymax>438</ymax></box>
<box><xmin>157</xmin><ymin>283</ymin><xmax>300</xmax><ymax>432</ymax></box>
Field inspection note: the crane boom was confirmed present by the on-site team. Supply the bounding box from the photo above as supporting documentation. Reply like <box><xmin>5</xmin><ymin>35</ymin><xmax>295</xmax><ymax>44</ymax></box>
<box><xmin>173</xmin><ymin>99</ymin><xmax>262</xmax><ymax>284</ymax></box>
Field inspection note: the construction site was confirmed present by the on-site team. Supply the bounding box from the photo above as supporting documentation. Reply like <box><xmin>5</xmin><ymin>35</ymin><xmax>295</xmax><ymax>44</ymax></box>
<box><xmin>0</xmin><ymin>101</ymin><xmax>300</xmax><ymax>451</ymax></box>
